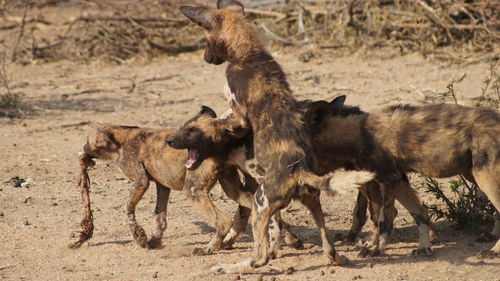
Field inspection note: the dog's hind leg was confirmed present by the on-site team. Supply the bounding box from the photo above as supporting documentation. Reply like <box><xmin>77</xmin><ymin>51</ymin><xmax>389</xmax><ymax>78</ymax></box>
<box><xmin>359</xmin><ymin>179</ymin><xmax>398</xmax><ymax>257</ymax></box>
<box><xmin>222</xmin><ymin>205</ymin><xmax>252</xmax><ymax>249</ymax></box>
<box><xmin>211</xmin><ymin>182</ymin><xmax>289</xmax><ymax>274</ymax></box>
<box><xmin>148</xmin><ymin>183</ymin><xmax>171</xmax><ymax>248</ymax></box>
<box><xmin>295</xmin><ymin>186</ymin><xmax>350</xmax><ymax>265</ymax></box>
<box><xmin>394</xmin><ymin>178</ymin><xmax>433</xmax><ymax>256</ymax></box>
<box><xmin>338</xmin><ymin>190</ymin><xmax>369</xmax><ymax>242</ymax></box>
<box><xmin>122</xmin><ymin>163</ymin><xmax>150</xmax><ymax>248</ymax></box>
<box><xmin>472</xmin><ymin>168</ymin><xmax>500</xmax><ymax>254</ymax></box>
<box><xmin>268</xmin><ymin>212</ymin><xmax>283</xmax><ymax>259</ymax></box>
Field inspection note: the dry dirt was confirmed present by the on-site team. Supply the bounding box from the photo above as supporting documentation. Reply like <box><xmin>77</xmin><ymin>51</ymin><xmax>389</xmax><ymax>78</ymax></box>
<box><xmin>1</xmin><ymin>44</ymin><xmax>500</xmax><ymax>281</ymax></box>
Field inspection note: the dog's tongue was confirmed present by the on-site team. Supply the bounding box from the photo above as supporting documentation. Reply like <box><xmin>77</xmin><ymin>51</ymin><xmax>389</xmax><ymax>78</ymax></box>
<box><xmin>185</xmin><ymin>149</ymin><xmax>199</xmax><ymax>169</ymax></box>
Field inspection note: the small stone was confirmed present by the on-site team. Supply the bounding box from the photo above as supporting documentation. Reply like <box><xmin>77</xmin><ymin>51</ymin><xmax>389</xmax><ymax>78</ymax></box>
<box><xmin>152</xmin><ymin>272</ymin><xmax>158</xmax><ymax>278</ymax></box>
<box><xmin>330</xmin><ymin>269</ymin><xmax>336</xmax><ymax>274</ymax></box>
<box><xmin>320</xmin><ymin>270</ymin><xmax>325</xmax><ymax>276</ymax></box>
<box><xmin>256</xmin><ymin>275</ymin><xmax>263</xmax><ymax>281</ymax></box>
<box><xmin>23</xmin><ymin>197</ymin><xmax>33</xmax><ymax>204</ymax></box>
<box><xmin>51</xmin><ymin>202</ymin><xmax>58</xmax><ymax>206</ymax></box>
<box><xmin>0</xmin><ymin>211</ymin><xmax>4</xmax><ymax>217</ymax></box>
<box><xmin>353</xmin><ymin>275</ymin><xmax>363</xmax><ymax>280</ymax></box>
<box><xmin>23</xmin><ymin>220</ymin><xmax>31</xmax><ymax>226</ymax></box>
<box><xmin>298</xmin><ymin>50</ymin><xmax>316</xmax><ymax>63</ymax></box>
<box><xmin>285</xmin><ymin>266</ymin><xmax>295</xmax><ymax>275</ymax></box>
<box><xmin>368</xmin><ymin>263</ymin><xmax>374</xmax><ymax>268</ymax></box>
<box><xmin>269</xmin><ymin>277</ymin><xmax>276</xmax><ymax>281</ymax></box>
<box><xmin>231</xmin><ymin>274</ymin><xmax>240</xmax><ymax>280</ymax></box>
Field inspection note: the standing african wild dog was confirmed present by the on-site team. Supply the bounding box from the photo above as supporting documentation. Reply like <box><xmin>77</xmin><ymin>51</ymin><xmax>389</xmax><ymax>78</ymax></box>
<box><xmin>307</xmin><ymin>97</ymin><xmax>500</xmax><ymax>256</ymax></box>
<box><xmin>180</xmin><ymin>0</ymin><xmax>374</xmax><ymax>272</ymax></box>
<box><xmin>168</xmin><ymin>100</ymin><xmax>436</xmax><ymax>258</ymax></box>
<box><xmin>167</xmin><ymin>106</ymin><xmax>376</xmax><ymax>263</ymax></box>
<box><xmin>71</xmin><ymin>124</ymin><xmax>302</xmax><ymax>253</ymax></box>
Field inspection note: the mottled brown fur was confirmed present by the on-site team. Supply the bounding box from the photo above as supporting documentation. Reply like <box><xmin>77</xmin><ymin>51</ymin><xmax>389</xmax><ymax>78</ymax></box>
<box><xmin>168</xmin><ymin>107</ymin><xmax>347</xmax><ymax>262</ymax></box>
<box><xmin>71</xmin><ymin>124</ymin><xmax>263</xmax><ymax>253</ymax></box>
<box><xmin>171</xmin><ymin>101</ymin><xmax>434</xmax><ymax>258</ymax></box>
<box><xmin>311</xmin><ymin>98</ymin><xmax>500</xmax><ymax>255</ymax></box>
<box><xmin>180</xmin><ymin>1</ymin><xmax>373</xmax><ymax>272</ymax></box>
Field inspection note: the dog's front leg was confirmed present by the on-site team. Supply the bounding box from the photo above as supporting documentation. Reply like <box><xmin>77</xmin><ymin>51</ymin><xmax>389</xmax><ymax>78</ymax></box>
<box><xmin>148</xmin><ymin>182</ymin><xmax>171</xmax><ymax>248</ymax></box>
<box><xmin>183</xmin><ymin>163</ymin><xmax>233</xmax><ymax>255</ymax></box>
<box><xmin>219</xmin><ymin>168</ymin><xmax>256</xmax><ymax>248</ymax></box>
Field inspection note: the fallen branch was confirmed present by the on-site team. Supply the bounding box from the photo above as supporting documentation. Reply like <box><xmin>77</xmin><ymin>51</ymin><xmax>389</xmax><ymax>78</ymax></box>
<box><xmin>260</xmin><ymin>24</ymin><xmax>308</xmax><ymax>46</ymax></box>
<box><xmin>147</xmin><ymin>38</ymin><xmax>204</xmax><ymax>54</ymax></box>
<box><xmin>77</xmin><ymin>15</ymin><xmax>188</xmax><ymax>26</ymax></box>
<box><xmin>60</xmin><ymin>121</ymin><xmax>91</xmax><ymax>128</ymax></box>
<box><xmin>245</xmin><ymin>8</ymin><xmax>287</xmax><ymax>21</ymax></box>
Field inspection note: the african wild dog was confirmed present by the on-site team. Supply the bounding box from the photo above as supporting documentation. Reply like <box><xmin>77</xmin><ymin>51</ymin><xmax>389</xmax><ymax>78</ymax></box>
<box><xmin>180</xmin><ymin>0</ymin><xmax>376</xmax><ymax>272</ymax></box>
<box><xmin>167</xmin><ymin>106</ymin><xmax>375</xmax><ymax>263</ymax></box>
<box><xmin>307</xmin><ymin>96</ymin><xmax>500</xmax><ymax>256</ymax></box>
<box><xmin>169</xmin><ymin>101</ymin><xmax>436</xmax><ymax>258</ymax></box>
<box><xmin>70</xmin><ymin>125</ymin><xmax>302</xmax><ymax>253</ymax></box>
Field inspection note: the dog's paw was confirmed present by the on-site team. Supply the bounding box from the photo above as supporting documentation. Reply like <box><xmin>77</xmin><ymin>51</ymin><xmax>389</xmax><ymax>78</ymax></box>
<box><xmin>192</xmin><ymin>247</ymin><xmax>211</xmax><ymax>256</ymax></box>
<box><xmin>411</xmin><ymin>247</ymin><xmax>433</xmax><ymax>257</ymax></box>
<box><xmin>132</xmin><ymin>226</ymin><xmax>149</xmax><ymax>248</ymax></box>
<box><xmin>328</xmin><ymin>254</ymin><xmax>351</xmax><ymax>266</ymax></box>
<box><xmin>358</xmin><ymin>247</ymin><xmax>382</xmax><ymax>258</ymax></box>
<box><xmin>335</xmin><ymin>232</ymin><xmax>357</xmax><ymax>243</ymax></box>
<box><xmin>285</xmin><ymin>237</ymin><xmax>304</xmax><ymax>249</ymax></box>
<box><xmin>147</xmin><ymin>237</ymin><xmax>162</xmax><ymax>249</ymax></box>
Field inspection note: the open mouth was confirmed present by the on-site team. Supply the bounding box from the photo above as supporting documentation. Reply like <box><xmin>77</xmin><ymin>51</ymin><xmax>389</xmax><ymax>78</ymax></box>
<box><xmin>185</xmin><ymin>148</ymin><xmax>200</xmax><ymax>170</ymax></box>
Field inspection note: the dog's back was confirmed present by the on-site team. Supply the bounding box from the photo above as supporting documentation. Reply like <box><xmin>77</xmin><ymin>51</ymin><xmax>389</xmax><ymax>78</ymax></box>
<box><xmin>368</xmin><ymin>104</ymin><xmax>500</xmax><ymax>178</ymax></box>
<box><xmin>84</xmin><ymin>125</ymin><xmax>187</xmax><ymax>187</ymax></box>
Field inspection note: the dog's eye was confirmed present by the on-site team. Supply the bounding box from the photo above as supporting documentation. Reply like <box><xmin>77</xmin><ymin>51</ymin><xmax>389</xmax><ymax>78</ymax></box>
<box><xmin>187</xmin><ymin>127</ymin><xmax>195</xmax><ymax>133</ymax></box>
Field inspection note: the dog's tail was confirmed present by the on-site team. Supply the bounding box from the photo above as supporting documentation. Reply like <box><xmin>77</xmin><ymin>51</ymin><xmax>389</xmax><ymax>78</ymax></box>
<box><xmin>68</xmin><ymin>152</ymin><xmax>96</xmax><ymax>249</ymax></box>
<box><xmin>297</xmin><ymin>169</ymin><xmax>375</xmax><ymax>195</ymax></box>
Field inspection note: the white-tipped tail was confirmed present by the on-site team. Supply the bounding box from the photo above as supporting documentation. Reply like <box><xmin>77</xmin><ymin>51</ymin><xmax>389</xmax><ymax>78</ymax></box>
<box><xmin>327</xmin><ymin>170</ymin><xmax>375</xmax><ymax>195</ymax></box>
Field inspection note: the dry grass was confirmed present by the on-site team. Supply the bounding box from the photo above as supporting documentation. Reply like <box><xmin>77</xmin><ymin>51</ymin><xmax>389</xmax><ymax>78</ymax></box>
<box><xmin>0</xmin><ymin>0</ymin><xmax>498</xmax><ymax>64</ymax></box>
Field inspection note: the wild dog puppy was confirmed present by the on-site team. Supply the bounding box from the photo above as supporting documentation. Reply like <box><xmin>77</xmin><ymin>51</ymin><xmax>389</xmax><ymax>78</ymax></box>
<box><xmin>308</xmin><ymin>96</ymin><xmax>500</xmax><ymax>256</ymax></box>
<box><xmin>70</xmin><ymin>124</ymin><xmax>282</xmax><ymax>254</ymax></box>
<box><xmin>168</xmin><ymin>106</ymin><xmax>373</xmax><ymax>263</ymax></box>
<box><xmin>307</xmin><ymin>99</ymin><xmax>437</xmax><ymax>256</ymax></box>
<box><xmin>169</xmin><ymin>102</ymin><xmax>435</xmax><ymax>258</ymax></box>
<box><xmin>180</xmin><ymin>0</ymin><xmax>374</xmax><ymax>272</ymax></box>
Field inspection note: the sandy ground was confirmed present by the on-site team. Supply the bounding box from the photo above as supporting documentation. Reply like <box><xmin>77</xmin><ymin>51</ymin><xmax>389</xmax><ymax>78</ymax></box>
<box><xmin>1</xmin><ymin>47</ymin><xmax>499</xmax><ymax>281</ymax></box>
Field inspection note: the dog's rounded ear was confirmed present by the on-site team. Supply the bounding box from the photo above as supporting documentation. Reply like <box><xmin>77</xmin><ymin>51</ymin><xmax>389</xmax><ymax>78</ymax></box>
<box><xmin>305</xmin><ymin>100</ymin><xmax>331</xmax><ymax>128</ymax></box>
<box><xmin>180</xmin><ymin>6</ymin><xmax>214</xmax><ymax>30</ymax></box>
<box><xmin>330</xmin><ymin>95</ymin><xmax>346</xmax><ymax>115</ymax></box>
<box><xmin>217</xmin><ymin>0</ymin><xmax>244</xmax><ymax>13</ymax></box>
<box><xmin>199</xmin><ymin>105</ymin><xmax>217</xmax><ymax>118</ymax></box>
<box><xmin>96</xmin><ymin>127</ymin><xmax>120</xmax><ymax>148</ymax></box>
